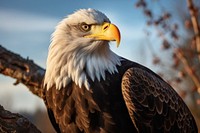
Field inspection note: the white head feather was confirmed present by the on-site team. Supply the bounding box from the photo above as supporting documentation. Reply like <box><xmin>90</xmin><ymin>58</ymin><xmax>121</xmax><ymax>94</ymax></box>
<box><xmin>44</xmin><ymin>9</ymin><xmax>121</xmax><ymax>90</ymax></box>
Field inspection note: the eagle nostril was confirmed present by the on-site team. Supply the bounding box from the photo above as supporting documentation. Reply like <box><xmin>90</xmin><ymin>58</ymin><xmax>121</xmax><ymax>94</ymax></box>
<box><xmin>103</xmin><ymin>25</ymin><xmax>109</xmax><ymax>30</ymax></box>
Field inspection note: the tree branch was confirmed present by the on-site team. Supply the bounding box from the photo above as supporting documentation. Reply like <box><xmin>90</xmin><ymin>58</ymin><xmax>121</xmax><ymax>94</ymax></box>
<box><xmin>0</xmin><ymin>45</ymin><xmax>46</xmax><ymax>132</ymax></box>
<box><xmin>176</xmin><ymin>48</ymin><xmax>200</xmax><ymax>94</ymax></box>
<box><xmin>0</xmin><ymin>45</ymin><xmax>45</xmax><ymax>98</ymax></box>
<box><xmin>0</xmin><ymin>105</ymin><xmax>41</xmax><ymax>133</ymax></box>
<box><xmin>187</xmin><ymin>0</ymin><xmax>200</xmax><ymax>61</ymax></box>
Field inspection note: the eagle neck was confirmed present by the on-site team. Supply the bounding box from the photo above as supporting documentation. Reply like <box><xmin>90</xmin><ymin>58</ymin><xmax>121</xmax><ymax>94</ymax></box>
<box><xmin>44</xmin><ymin>42</ymin><xmax>121</xmax><ymax>90</ymax></box>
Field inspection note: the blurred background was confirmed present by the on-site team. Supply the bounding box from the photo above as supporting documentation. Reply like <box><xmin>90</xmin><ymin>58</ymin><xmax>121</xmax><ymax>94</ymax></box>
<box><xmin>0</xmin><ymin>0</ymin><xmax>200</xmax><ymax>132</ymax></box>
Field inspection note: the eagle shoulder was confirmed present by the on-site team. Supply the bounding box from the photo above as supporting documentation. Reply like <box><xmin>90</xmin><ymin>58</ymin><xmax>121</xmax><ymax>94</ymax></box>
<box><xmin>121</xmin><ymin>67</ymin><xmax>198</xmax><ymax>133</ymax></box>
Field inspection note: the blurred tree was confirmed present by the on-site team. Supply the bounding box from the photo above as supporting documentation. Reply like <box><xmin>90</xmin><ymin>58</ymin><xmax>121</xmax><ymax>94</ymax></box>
<box><xmin>135</xmin><ymin>0</ymin><xmax>200</xmax><ymax>129</ymax></box>
<box><xmin>0</xmin><ymin>1</ymin><xmax>200</xmax><ymax>131</ymax></box>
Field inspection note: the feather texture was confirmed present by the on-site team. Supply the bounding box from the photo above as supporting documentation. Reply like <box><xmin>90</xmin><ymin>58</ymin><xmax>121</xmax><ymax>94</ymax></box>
<box><xmin>44</xmin><ymin>59</ymin><xmax>198</xmax><ymax>133</ymax></box>
<box><xmin>122</xmin><ymin>67</ymin><xmax>198</xmax><ymax>132</ymax></box>
<box><xmin>44</xmin><ymin>20</ymin><xmax>121</xmax><ymax>90</ymax></box>
<box><xmin>43</xmin><ymin>9</ymin><xmax>198</xmax><ymax>133</ymax></box>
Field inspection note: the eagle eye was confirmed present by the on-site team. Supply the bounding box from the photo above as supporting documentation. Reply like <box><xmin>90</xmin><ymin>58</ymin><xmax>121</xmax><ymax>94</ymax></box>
<box><xmin>79</xmin><ymin>22</ymin><xmax>91</xmax><ymax>32</ymax></box>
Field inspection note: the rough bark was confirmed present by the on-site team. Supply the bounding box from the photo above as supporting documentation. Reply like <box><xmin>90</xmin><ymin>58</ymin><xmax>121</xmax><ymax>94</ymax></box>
<box><xmin>0</xmin><ymin>45</ymin><xmax>45</xmax><ymax>98</ymax></box>
<box><xmin>0</xmin><ymin>45</ymin><xmax>46</xmax><ymax>132</ymax></box>
<box><xmin>0</xmin><ymin>105</ymin><xmax>41</xmax><ymax>133</ymax></box>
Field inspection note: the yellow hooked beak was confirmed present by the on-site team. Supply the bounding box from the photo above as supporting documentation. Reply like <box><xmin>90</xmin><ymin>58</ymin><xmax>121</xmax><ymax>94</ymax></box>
<box><xmin>84</xmin><ymin>22</ymin><xmax>121</xmax><ymax>47</ymax></box>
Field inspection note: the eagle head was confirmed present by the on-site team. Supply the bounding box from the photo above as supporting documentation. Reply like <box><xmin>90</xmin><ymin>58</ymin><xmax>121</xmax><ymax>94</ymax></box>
<box><xmin>44</xmin><ymin>8</ymin><xmax>121</xmax><ymax>90</ymax></box>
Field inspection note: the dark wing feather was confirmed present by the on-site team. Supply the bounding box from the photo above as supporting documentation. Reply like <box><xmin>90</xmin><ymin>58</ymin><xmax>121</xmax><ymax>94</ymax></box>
<box><xmin>122</xmin><ymin>67</ymin><xmax>198</xmax><ymax>133</ymax></box>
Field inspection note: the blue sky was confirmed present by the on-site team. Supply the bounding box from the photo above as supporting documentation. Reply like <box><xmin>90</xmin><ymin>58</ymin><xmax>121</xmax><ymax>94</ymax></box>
<box><xmin>0</xmin><ymin>0</ymin><xmax>181</xmax><ymax>112</ymax></box>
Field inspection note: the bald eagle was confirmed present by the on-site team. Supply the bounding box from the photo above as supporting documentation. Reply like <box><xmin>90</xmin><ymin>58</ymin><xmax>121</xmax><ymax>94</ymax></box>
<box><xmin>43</xmin><ymin>9</ymin><xmax>197</xmax><ymax>133</ymax></box>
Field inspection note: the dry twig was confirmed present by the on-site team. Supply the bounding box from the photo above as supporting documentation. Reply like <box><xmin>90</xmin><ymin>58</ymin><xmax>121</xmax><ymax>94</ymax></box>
<box><xmin>175</xmin><ymin>48</ymin><xmax>200</xmax><ymax>93</ymax></box>
<box><xmin>187</xmin><ymin>0</ymin><xmax>200</xmax><ymax>61</ymax></box>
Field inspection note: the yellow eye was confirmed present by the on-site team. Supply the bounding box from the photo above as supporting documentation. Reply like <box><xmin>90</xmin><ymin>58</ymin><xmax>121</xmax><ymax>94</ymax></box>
<box><xmin>80</xmin><ymin>23</ymin><xmax>91</xmax><ymax>32</ymax></box>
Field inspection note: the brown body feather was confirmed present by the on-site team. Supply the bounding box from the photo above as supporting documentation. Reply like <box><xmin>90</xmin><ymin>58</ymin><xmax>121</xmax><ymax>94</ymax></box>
<box><xmin>44</xmin><ymin>59</ymin><xmax>198</xmax><ymax>133</ymax></box>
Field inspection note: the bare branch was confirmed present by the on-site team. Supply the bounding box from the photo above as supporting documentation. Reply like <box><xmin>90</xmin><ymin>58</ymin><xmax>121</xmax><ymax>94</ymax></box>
<box><xmin>175</xmin><ymin>48</ymin><xmax>200</xmax><ymax>93</ymax></box>
<box><xmin>0</xmin><ymin>105</ymin><xmax>41</xmax><ymax>133</ymax></box>
<box><xmin>0</xmin><ymin>45</ymin><xmax>47</xmax><ymax>131</ymax></box>
<box><xmin>187</xmin><ymin>0</ymin><xmax>200</xmax><ymax>61</ymax></box>
<box><xmin>0</xmin><ymin>45</ymin><xmax>45</xmax><ymax>98</ymax></box>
